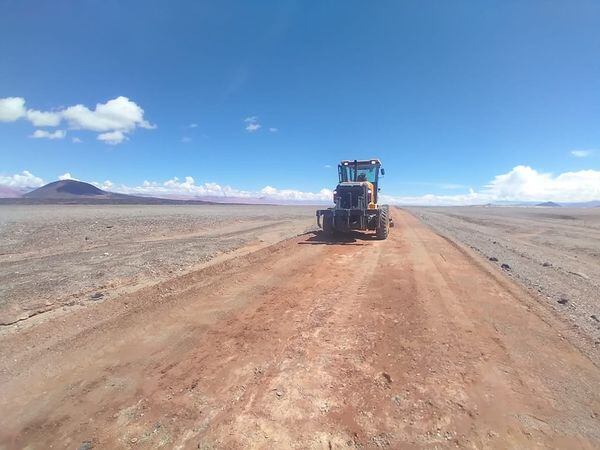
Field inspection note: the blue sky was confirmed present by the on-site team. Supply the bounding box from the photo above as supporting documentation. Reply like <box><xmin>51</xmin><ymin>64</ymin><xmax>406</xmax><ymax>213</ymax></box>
<box><xmin>1</xmin><ymin>1</ymin><xmax>599</xmax><ymax>203</ymax></box>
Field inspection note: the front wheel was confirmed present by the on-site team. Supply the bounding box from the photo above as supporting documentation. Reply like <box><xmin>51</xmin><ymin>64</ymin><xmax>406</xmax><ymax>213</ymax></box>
<box><xmin>376</xmin><ymin>206</ymin><xmax>389</xmax><ymax>240</ymax></box>
<box><xmin>322</xmin><ymin>214</ymin><xmax>335</xmax><ymax>236</ymax></box>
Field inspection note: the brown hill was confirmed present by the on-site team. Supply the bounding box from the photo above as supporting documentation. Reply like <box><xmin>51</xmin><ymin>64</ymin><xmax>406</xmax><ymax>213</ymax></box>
<box><xmin>15</xmin><ymin>179</ymin><xmax>214</xmax><ymax>205</ymax></box>
<box><xmin>24</xmin><ymin>180</ymin><xmax>128</xmax><ymax>200</ymax></box>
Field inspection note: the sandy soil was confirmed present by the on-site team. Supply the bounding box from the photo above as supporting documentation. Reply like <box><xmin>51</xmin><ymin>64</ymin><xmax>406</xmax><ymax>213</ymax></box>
<box><xmin>409</xmin><ymin>206</ymin><xmax>600</xmax><ymax>357</ymax></box>
<box><xmin>0</xmin><ymin>205</ymin><xmax>316</xmax><ymax>326</ymax></box>
<box><xmin>0</xmin><ymin>208</ymin><xmax>598</xmax><ymax>449</ymax></box>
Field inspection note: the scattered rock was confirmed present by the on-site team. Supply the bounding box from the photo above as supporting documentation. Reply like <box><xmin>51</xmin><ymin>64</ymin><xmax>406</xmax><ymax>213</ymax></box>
<box><xmin>542</xmin><ymin>262</ymin><xmax>552</xmax><ymax>267</ymax></box>
<box><xmin>557</xmin><ymin>297</ymin><xmax>568</xmax><ymax>305</ymax></box>
<box><xmin>106</xmin><ymin>225</ymin><xmax>113</xmax><ymax>229</ymax></box>
<box><xmin>90</xmin><ymin>292</ymin><xmax>104</xmax><ymax>300</ymax></box>
<box><xmin>371</xmin><ymin>433</ymin><xmax>391</xmax><ymax>447</ymax></box>
<box><xmin>84</xmin><ymin>236</ymin><xmax>90</xmax><ymax>241</ymax></box>
<box><xmin>78</xmin><ymin>441</ymin><xmax>94</xmax><ymax>450</ymax></box>
<box><xmin>568</xmin><ymin>271</ymin><xmax>590</xmax><ymax>280</ymax></box>
<box><xmin>381</xmin><ymin>372</ymin><xmax>392</xmax><ymax>384</ymax></box>
<box><xmin>591</xmin><ymin>315</ymin><xmax>599</xmax><ymax>323</ymax></box>
<box><xmin>489</xmin><ymin>257</ymin><xmax>498</xmax><ymax>262</ymax></box>
<box><xmin>130</xmin><ymin>437</ymin><xmax>138</xmax><ymax>444</ymax></box>
<box><xmin>501</xmin><ymin>263</ymin><xmax>511</xmax><ymax>270</ymax></box>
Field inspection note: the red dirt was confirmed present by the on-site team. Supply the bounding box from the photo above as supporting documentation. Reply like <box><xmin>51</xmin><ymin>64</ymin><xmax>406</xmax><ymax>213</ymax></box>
<box><xmin>0</xmin><ymin>209</ymin><xmax>599</xmax><ymax>448</ymax></box>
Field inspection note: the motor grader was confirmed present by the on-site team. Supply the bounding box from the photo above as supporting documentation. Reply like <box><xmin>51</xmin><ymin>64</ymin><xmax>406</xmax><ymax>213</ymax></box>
<box><xmin>316</xmin><ymin>159</ymin><xmax>391</xmax><ymax>239</ymax></box>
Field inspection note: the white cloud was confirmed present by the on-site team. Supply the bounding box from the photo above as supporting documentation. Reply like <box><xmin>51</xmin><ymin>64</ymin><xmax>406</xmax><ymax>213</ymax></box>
<box><xmin>3</xmin><ymin>165</ymin><xmax>597</xmax><ymax>206</ymax></box>
<box><xmin>383</xmin><ymin>165</ymin><xmax>600</xmax><ymax>205</ymax></box>
<box><xmin>104</xmin><ymin>175</ymin><xmax>332</xmax><ymax>203</ymax></box>
<box><xmin>571</xmin><ymin>149</ymin><xmax>594</xmax><ymax>158</ymax></box>
<box><xmin>189</xmin><ymin>123</ymin><xmax>198</xmax><ymax>128</ymax></box>
<box><xmin>380</xmin><ymin>190</ymin><xmax>485</xmax><ymax>206</ymax></box>
<box><xmin>92</xmin><ymin>180</ymin><xmax>114</xmax><ymax>191</ymax></box>
<box><xmin>97</xmin><ymin>130</ymin><xmax>127</xmax><ymax>145</ymax></box>
<box><xmin>324</xmin><ymin>164</ymin><xmax>332</xmax><ymax>169</ymax></box>
<box><xmin>0</xmin><ymin>96</ymin><xmax>155</xmax><ymax>145</ymax></box>
<box><xmin>0</xmin><ymin>97</ymin><xmax>26</xmax><ymax>122</ymax></box>
<box><xmin>181</xmin><ymin>136</ymin><xmax>192</xmax><ymax>143</ymax></box>
<box><xmin>484</xmin><ymin>165</ymin><xmax>600</xmax><ymax>202</ymax></box>
<box><xmin>260</xmin><ymin>186</ymin><xmax>332</xmax><ymax>201</ymax></box>
<box><xmin>119</xmin><ymin>177</ymin><xmax>253</xmax><ymax>198</ymax></box>
<box><xmin>63</xmin><ymin>96</ymin><xmax>155</xmax><ymax>132</ymax></box>
<box><xmin>26</xmin><ymin>109</ymin><xmax>62</xmax><ymax>127</ymax></box>
<box><xmin>58</xmin><ymin>172</ymin><xmax>79</xmax><ymax>181</ymax></box>
<box><xmin>72</xmin><ymin>137</ymin><xmax>83</xmax><ymax>143</ymax></box>
<box><xmin>269</xmin><ymin>127</ymin><xmax>278</xmax><ymax>132</ymax></box>
<box><xmin>0</xmin><ymin>170</ymin><xmax>45</xmax><ymax>188</ymax></box>
<box><xmin>30</xmin><ymin>129</ymin><xmax>66</xmax><ymax>140</ymax></box>
<box><xmin>244</xmin><ymin>116</ymin><xmax>261</xmax><ymax>132</ymax></box>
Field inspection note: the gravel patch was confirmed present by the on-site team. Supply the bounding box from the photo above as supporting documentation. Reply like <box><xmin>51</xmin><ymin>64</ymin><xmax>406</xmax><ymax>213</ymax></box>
<box><xmin>0</xmin><ymin>204</ymin><xmax>317</xmax><ymax>325</ymax></box>
<box><xmin>408</xmin><ymin>206</ymin><xmax>600</xmax><ymax>352</ymax></box>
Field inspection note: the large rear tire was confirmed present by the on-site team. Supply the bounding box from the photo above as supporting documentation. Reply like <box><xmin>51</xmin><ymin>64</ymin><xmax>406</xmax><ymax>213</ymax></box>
<box><xmin>376</xmin><ymin>205</ymin><xmax>389</xmax><ymax>240</ymax></box>
<box><xmin>322</xmin><ymin>214</ymin><xmax>335</xmax><ymax>237</ymax></box>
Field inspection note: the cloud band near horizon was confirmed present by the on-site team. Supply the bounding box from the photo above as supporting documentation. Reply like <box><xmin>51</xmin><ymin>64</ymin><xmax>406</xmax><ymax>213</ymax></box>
<box><xmin>1</xmin><ymin>165</ymin><xmax>599</xmax><ymax>205</ymax></box>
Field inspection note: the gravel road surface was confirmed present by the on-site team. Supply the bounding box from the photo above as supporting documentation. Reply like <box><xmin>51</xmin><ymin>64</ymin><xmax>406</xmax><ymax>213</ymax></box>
<box><xmin>0</xmin><ymin>208</ymin><xmax>598</xmax><ymax>448</ymax></box>
<box><xmin>410</xmin><ymin>206</ymin><xmax>600</xmax><ymax>356</ymax></box>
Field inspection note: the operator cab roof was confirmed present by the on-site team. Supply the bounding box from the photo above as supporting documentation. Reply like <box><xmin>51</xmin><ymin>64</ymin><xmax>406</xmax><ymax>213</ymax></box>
<box><xmin>340</xmin><ymin>159</ymin><xmax>382</xmax><ymax>166</ymax></box>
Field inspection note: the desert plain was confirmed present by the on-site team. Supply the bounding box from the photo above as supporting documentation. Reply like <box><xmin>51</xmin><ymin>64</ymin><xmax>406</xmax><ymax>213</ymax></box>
<box><xmin>0</xmin><ymin>204</ymin><xmax>599</xmax><ymax>448</ymax></box>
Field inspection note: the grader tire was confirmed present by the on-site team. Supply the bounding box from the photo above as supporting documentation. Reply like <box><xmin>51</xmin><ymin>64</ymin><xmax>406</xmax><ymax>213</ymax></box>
<box><xmin>376</xmin><ymin>205</ymin><xmax>390</xmax><ymax>240</ymax></box>
<box><xmin>322</xmin><ymin>214</ymin><xmax>335</xmax><ymax>237</ymax></box>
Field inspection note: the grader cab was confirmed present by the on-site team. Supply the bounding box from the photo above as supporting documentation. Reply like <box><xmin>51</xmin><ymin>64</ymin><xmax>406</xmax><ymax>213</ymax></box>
<box><xmin>316</xmin><ymin>159</ymin><xmax>391</xmax><ymax>239</ymax></box>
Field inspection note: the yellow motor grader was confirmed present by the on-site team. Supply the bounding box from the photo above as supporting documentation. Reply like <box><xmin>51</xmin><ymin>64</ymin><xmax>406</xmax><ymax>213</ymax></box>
<box><xmin>316</xmin><ymin>159</ymin><xmax>391</xmax><ymax>239</ymax></box>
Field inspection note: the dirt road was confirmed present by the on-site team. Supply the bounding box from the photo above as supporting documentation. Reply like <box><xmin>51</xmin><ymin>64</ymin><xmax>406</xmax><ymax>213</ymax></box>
<box><xmin>1</xmin><ymin>209</ymin><xmax>599</xmax><ymax>448</ymax></box>
<box><xmin>410</xmin><ymin>206</ymin><xmax>600</xmax><ymax>349</ymax></box>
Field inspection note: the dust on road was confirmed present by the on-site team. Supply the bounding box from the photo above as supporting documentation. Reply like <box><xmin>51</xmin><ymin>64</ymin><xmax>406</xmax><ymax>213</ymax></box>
<box><xmin>0</xmin><ymin>209</ymin><xmax>598</xmax><ymax>448</ymax></box>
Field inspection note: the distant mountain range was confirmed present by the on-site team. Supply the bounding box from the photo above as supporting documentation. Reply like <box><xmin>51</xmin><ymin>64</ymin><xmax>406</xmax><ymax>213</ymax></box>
<box><xmin>560</xmin><ymin>200</ymin><xmax>600</xmax><ymax>208</ymax></box>
<box><xmin>0</xmin><ymin>185</ymin><xmax>27</xmax><ymax>198</ymax></box>
<box><xmin>1</xmin><ymin>180</ymin><xmax>214</xmax><ymax>205</ymax></box>
<box><xmin>535</xmin><ymin>201</ymin><xmax>562</xmax><ymax>207</ymax></box>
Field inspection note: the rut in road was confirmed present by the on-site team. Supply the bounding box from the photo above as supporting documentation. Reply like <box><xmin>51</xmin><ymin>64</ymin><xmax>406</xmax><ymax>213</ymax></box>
<box><xmin>0</xmin><ymin>209</ymin><xmax>599</xmax><ymax>449</ymax></box>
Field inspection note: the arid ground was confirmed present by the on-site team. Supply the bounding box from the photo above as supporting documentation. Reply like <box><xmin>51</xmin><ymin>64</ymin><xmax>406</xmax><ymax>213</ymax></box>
<box><xmin>0</xmin><ymin>205</ymin><xmax>316</xmax><ymax>326</ymax></box>
<box><xmin>410</xmin><ymin>206</ymin><xmax>600</xmax><ymax>356</ymax></box>
<box><xmin>0</xmin><ymin>206</ymin><xmax>599</xmax><ymax>448</ymax></box>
